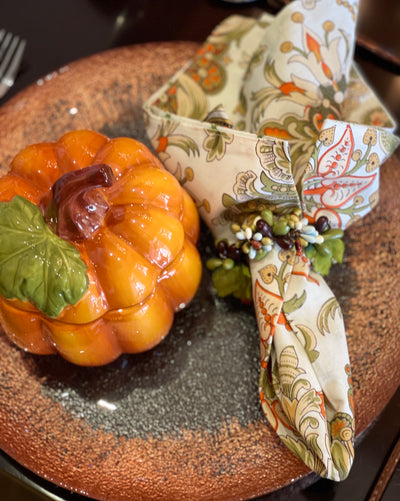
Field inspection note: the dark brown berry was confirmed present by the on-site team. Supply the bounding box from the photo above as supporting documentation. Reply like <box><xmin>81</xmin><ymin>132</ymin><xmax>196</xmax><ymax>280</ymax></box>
<box><xmin>216</xmin><ymin>239</ymin><xmax>229</xmax><ymax>257</ymax></box>
<box><xmin>255</xmin><ymin>219</ymin><xmax>273</xmax><ymax>238</ymax></box>
<box><xmin>228</xmin><ymin>244</ymin><xmax>242</xmax><ymax>261</ymax></box>
<box><xmin>275</xmin><ymin>235</ymin><xmax>294</xmax><ymax>250</ymax></box>
<box><xmin>315</xmin><ymin>216</ymin><xmax>330</xmax><ymax>234</ymax></box>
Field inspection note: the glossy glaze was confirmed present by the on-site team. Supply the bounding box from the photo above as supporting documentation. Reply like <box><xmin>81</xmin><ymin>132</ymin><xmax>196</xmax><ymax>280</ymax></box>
<box><xmin>0</xmin><ymin>130</ymin><xmax>202</xmax><ymax>366</ymax></box>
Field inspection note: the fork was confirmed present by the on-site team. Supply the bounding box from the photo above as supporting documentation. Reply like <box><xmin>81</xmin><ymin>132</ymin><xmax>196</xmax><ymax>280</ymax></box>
<box><xmin>0</xmin><ymin>29</ymin><xmax>26</xmax><ymax>100</ymax></box>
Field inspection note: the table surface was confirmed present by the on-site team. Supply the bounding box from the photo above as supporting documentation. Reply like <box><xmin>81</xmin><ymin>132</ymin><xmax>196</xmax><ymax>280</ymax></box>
<box><xmin>0</xmin><ymin>1</ymin><xmax>399</xmax><ymax>500</ymax></box>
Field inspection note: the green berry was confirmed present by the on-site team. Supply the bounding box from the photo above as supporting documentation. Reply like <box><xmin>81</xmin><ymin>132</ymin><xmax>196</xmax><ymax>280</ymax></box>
<box><xmin>272</xmin><ymin>220</ymin><xmax>290</xmax><ymax>236</ymax></box>
<box><xmin>207</xmin><ymin>258</ymin><xmax>223</xmax><ymax>270</ymax></box>
<box><xmin>222</xmin><ymin>258</ymin><xmax>235</xmax><ymax>270</ymax></box>
<box><xmin>260</xmin><ymin>208</ymin><xmax>274</xmax><ymax>226</ymax></box>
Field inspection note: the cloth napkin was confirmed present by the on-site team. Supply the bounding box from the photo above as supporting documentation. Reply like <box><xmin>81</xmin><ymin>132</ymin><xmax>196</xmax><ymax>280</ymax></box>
<box><xmin>143</xmin><ymin>0</ymin><xmax>399</xmax><ymax>480</ymax></box>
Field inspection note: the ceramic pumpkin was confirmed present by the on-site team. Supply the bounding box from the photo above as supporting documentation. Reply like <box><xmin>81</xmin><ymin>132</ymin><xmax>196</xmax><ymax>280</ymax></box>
<box><xmin>0</xmin><ymin>130</ymin><xmax>202</xmax><ymax>366</ymax></box>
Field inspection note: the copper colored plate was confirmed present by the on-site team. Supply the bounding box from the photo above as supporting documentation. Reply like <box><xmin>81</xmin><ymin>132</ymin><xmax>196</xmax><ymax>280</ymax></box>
<box><xmin>0</xmin><ymin>43</ymin><xmax>399</xmax><ymax>501</ymax></box>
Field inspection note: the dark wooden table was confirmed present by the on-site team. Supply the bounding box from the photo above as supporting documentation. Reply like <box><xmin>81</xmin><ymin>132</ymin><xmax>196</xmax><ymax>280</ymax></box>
<box><xmin>0</xmin><ymin>1</ymin><xmax>399</xmax><ymax>500</ymax></box>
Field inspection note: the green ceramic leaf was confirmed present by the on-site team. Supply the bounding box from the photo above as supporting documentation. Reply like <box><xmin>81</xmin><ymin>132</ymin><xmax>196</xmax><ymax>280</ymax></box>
<box><xmin>0</xmin><ymin>196</ymin><xmax>88</xmax><ymax>317</ymax></box>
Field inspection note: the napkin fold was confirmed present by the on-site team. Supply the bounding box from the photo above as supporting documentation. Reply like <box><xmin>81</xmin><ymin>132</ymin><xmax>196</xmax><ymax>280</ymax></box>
<box><xmin>143</xmin><ymin>0</ymin><xmax>399</xmax><ymax>480</ymax></box>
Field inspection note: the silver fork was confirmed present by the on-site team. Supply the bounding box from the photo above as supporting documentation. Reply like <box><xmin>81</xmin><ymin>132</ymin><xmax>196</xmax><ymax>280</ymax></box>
<box><xmin>0</xmin><ymin>29</ymin><xmax>26</xmax><ymax>99</ymax></box>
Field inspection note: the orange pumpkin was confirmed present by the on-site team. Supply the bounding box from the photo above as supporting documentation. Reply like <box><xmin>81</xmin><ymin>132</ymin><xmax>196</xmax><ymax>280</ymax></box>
<box><xmin>0</xmin><ymin>130</ymin><xmax>201</xmax><ymax>366</ymax></box>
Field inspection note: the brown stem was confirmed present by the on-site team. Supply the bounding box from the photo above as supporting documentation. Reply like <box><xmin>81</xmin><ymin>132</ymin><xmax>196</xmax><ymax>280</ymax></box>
<box><xmin>50</xmin><ymin>164</ymin><xmax>114</xmax><ymax>242</ymax></box>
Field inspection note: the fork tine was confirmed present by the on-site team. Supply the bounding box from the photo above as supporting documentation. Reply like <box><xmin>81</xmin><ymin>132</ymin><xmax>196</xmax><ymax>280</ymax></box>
<box><xmin>0</xmin><ymin>35</ymin><xmax>26</xmax><ymax>100</ymax></box>
<box><xmin>0</xmin><ymin>31</ymin><xmax>13</xmax><ymax>61</ymax></box>
<box><xmin>0</xmin><ymin>35</ymin><xmax>19</xmax><ymax>76</ymax></box>
<box><xmin>3</xmin><ymin>39</ymin><xmax>26</xmax><ymax>83</ymax></box>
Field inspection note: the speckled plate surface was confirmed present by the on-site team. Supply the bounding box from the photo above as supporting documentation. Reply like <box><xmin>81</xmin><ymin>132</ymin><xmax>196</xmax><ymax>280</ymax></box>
<box><xmin>0</xmin><ymin>43</ymin><xmax>399</xmax><ymax>501</ymax></box>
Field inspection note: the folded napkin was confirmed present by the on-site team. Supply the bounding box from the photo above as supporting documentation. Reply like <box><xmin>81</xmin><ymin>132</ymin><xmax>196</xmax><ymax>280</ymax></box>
<box><xmin>143</xmin><ymin>0</ymin><xmax>399</xmax><ymax>480</ymax></box>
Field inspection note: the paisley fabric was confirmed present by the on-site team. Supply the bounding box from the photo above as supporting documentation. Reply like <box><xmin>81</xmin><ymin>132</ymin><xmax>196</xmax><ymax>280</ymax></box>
<box><xmin>143</xmin><ymin>0</ymin><xmax>399</xmax><ymax>480</ymax></box>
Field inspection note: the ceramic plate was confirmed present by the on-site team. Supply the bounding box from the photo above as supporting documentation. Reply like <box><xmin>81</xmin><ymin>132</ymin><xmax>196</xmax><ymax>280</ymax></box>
<box><xmin>0</xmin><ymin>43</ymin><xmax>399</xmax><ymax>501</ymax></box>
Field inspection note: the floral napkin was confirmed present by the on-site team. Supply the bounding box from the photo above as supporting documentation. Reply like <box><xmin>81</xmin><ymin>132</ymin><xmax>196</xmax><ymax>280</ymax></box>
<box><xmin>143</xmin><ymin>0</ymin><xmax>399</xmax><ymax>481</ymax></box>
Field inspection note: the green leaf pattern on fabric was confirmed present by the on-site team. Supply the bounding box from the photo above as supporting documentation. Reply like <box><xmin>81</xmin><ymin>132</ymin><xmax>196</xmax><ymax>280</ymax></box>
<box><xmin>317</xmin><ymin>297</ymin><xmax>342</xmax><ymax>335</ymax></box>
<box><xmin>203</xmin><ymin>127</ymin><xmax>234</xmax><ymax>162</ymax></box>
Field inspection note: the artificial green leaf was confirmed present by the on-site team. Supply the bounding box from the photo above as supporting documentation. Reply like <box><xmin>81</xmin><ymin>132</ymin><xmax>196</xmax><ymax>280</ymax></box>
<box><xmin>211</xmin><ymin>266</ymin><xmax>239</xmax><ymax>298</ymax></box>
<box><xmin>212</xmin><ymin>263</ymin><xmax>252</xmax><ymax>302</ymax></box>
<box><xmin>313</xmin><ymin>252</ymin><xmax>332</xmax><ymax>275</ymax></box>
<box><xmin>312</xmin><ymin>236</ymin><xmax>345</xmax><ymax>275</ymax></box>
<box><xmin>324</xmin><ymin>238</ymin><xmax>345</xmax><ymax>264</ymax></box>
<box><xmin>0</xmin><ymin>196</ymin><xmax>88</xmax><ymax>317</ymax></box>
<box><xmin>314</xmin><ymin>242</ymin><xmax>333</xmax><ymax>258</ymax></box>
<box><xmin>322</xmin><ymin>228</ymin><xmax>344</xmax><ymax>240</ymax></box>
<box><xmin>305</xmin><ymin>244</ymin><xmax>316</xmax><ymax>260</ymax></box>
<box><xmin>233</xmin><ymin>268</ymin><xmax>252</xmax><ymax>302</ymax></box>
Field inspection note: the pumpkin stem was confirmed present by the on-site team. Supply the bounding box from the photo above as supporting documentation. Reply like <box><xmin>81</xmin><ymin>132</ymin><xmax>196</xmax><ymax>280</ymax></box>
<box><xmin>49</xmin><ymin>164</ymin><xmax>114</xmax><ymax>242</ymax></box>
